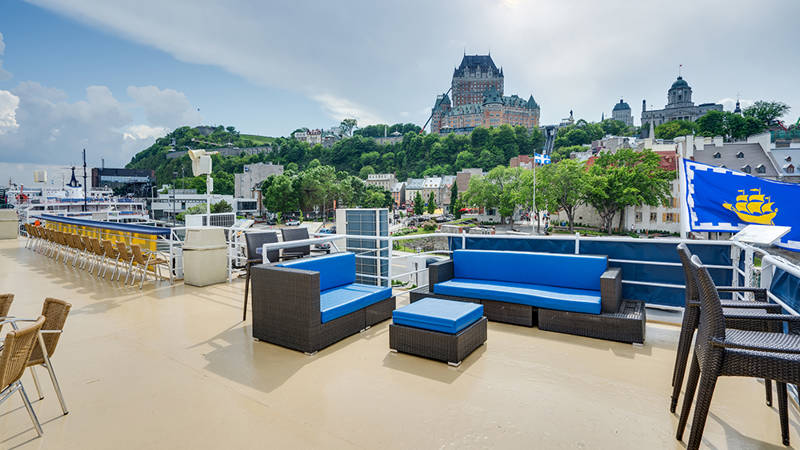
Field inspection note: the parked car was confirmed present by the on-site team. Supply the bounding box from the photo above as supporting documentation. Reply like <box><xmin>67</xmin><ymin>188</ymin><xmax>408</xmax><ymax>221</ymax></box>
<box><xmin>285</xmin><ymin>220</ymin><xmax>301</xmax><ymax>226</ymax></box>
<box><xmin>314</xmin><ymin>242</ymin><xmax>331</xmax><ymax>253</ymax></box>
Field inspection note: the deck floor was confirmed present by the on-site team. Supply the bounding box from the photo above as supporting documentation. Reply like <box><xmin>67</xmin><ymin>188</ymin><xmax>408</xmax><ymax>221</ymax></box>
<box><xmin>0</xmin><ymin>239</ymin><xmax>797</xmax><ymax>449</ymax></box>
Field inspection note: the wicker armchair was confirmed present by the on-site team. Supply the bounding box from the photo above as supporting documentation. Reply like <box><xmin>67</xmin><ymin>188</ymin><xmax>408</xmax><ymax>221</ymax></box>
<box><xmin>671</xmin><ymin>243</ymin><xmax>781</xmax><ymax>413</ymax></box>
<box><xmin>0</xmin><ymin>316</ymin><xmax>46</xmax><ymax>438</ymax></box>
<box><xmin>26</xmin><ymin>298</ymin><xmax>71</xmax><ymax>415</ymax></box>
<box><xmin>280</xmin><ymin>228</ymin><xmax>310</xmax><ymax>260</ymax></box>
<box><xmin>130</xmin><ymin>244</ymin><xmax>171</xmax><ymax>289</ymax></box>
<box><xmin>0</xmin><ymin>293</ymin><xmax>12</xmax><ymax>334</ymax></box>
<box><xmin>242</xmin><ymin>231</ymin><xmax>278</xmax><ymax>321</ymax></box>
<box><xmin>676</xmin><ymin>255</ymin><xmax>800</xmax><ymax>449</ymax></box>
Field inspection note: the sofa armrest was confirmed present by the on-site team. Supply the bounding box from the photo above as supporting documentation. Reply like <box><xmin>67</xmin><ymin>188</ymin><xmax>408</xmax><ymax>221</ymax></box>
<box><xmin>250</xmin><ymin>264</ymin><xmax>321</xmax><ymax>347</ymax></box>
<box><xmin>428</xmin><ymin>259</ymin><xmax>454</xmax><ymax>289</ymax></box>
<box><xmin>600</xmin><ymin>267</ymin><xmax>622</xmax><ymax>313</ymax></box>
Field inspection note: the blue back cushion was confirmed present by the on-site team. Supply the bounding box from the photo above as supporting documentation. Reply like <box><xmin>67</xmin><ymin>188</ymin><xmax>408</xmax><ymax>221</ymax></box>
<box><xmin>278</xmin><ymin>252</ymin><xmax>355</xmax><ymax>291</ymax></box>
<box><xmin>452</xmin><ymin>249</ymin><xmax>607</xmax><ymax>291</ymax></box>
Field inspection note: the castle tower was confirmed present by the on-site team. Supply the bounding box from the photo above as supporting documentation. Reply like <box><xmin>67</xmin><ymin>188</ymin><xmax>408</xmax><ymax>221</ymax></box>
<box><xmin>451</xmin><ymin>55</ymin><xmax>504</xmax><ymax>107</ymax></box>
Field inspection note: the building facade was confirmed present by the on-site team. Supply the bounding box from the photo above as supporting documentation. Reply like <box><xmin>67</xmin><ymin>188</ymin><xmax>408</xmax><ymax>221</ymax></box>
<box><xmin>641</xmin><ymin>76</ymin><xmax>723</xmax><ymax>129</ymax></box>
<box><xmin>233</xmin><ymin>163</ymin><xmax>284</xmax><ymax>214</ymax></box>
<box><xmin>611</xmin><ymin>99</ymin><xmax>633</xmax><ymax>126</ymax></box>
<box><xmin>390</xmin><ymin>182</ymin><xmax>406</xmax><ymax>207</ymax></box>
<box><xmin>91</xmin><ymin>168</ymin><xmax>154</xmax><ymax>197</ymax></box>
<box><xmin>430</xmin><ymin>54</ymin><xmax>540</xmax><ymax>134</ymax></box>
<box><xmin>365</xmin><ymin>173</ymin><xmax>397</xmax><ymax>191</ymax></box>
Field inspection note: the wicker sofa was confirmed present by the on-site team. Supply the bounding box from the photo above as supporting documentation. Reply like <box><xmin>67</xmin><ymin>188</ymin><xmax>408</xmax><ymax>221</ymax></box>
<box><xmin>251</xmin><ymin>252</ymin><xmax>396</xmax><ymax>354</ymax></box>
<box><xmin>410</xmin><ymin>249</ymin><xmax>645</xmax><ymax>343</ymax></box>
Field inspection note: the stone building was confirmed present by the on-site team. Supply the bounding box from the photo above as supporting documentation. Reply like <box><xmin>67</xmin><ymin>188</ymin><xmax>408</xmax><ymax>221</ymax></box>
<box><xmin>234</xmin><ymin>162</ymin><xmax>284</xmax><ymax>200</ymax></box>
<box><xmin>365</xmin><ymin>173</ymin><xmax>397</xmax><ymax>191</ymax></box>
<box><xmin>430</xmin><ymin>54</ymin><xmax>540</xmax><ymax>134</ymax></box>
<box><xmin>641</xmin><ymin>76</ymin><xmax>722</xmax><ymax>129</ymax></box>
<box><xmin>611</xmin><ymin>99</ymin><xmax>633</xmax><ymax>126</ymax></box>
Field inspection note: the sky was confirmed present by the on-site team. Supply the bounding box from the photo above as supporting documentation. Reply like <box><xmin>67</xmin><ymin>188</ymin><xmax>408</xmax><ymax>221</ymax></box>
<box><xmin>0</xmin><ymin>0</ymin><xmax>799</xmax><ymax>182</ymax></box>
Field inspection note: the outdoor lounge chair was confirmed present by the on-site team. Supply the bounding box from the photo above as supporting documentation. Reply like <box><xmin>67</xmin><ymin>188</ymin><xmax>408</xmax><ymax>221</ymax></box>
<box><xmin>242</xmin><ymin>231</ymin><xmax>279</xmax><ymax>321</ymax></box>
<box><xmin>280</xmin><ymin>227</ymin><xmax>310</xmax><ymax>260</ymax></box>
<box><xmin>670</xmin><ymin>243</ymin><xmax>780</xmax><ymax>413</ymax></box>
<box><xmin>251</xmin><ymin>252</ymin><xmax>395</xmax><ymax>354</ymax></box>
<box><xmin>676</xmin><ymin>255</ymin><xmax>800</xmax><ymax>449</ymax></box>
<box><xmin>0</xmin><ymin>316</ymin><xmax>46</xmax><ymax>438</ymax></box>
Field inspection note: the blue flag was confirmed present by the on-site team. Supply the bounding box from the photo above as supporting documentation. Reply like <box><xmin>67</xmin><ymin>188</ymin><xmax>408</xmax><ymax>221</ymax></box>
<box><xmin>683</xmin><ymin>158</ymin><xmax>799</xmax><ymax>250</ymax></box>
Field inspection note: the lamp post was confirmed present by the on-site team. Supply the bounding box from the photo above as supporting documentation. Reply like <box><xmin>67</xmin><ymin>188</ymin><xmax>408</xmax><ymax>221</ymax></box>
<box><xmin>172</xmin><ymin>171</ymin><xmax>178</xmax><ymax>226</ymax></box>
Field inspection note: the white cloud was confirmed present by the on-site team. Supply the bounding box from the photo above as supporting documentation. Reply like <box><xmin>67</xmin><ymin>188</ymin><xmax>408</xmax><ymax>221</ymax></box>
<box><xmin>0</xmin><ymin>90</ymin><xmax>20</xmax><ymax>134</ymax></box>
<box><xmin>718</xmin><ymin>97</ymin><xmax>754</xmax><ymax>112</ymax></box>
<box><xmin>123</xmin><ymin>124</ymin><xmax>168</xmax><ymax>140</ymax></box>
<box><xmin>311</xmin><ymin>93</ymin><xmax>384</xmax><ymax>125</ymax></box>
<box><xmin>0</xmin><ymin>32</ymin><xmax>12</xmax><ymax>81</ymax></box>
<box><xmin>126</xmin><ymin>85</ymin><xmax>201</xmax><ymax>129</ymax></box>
<box><xmin>0</xmin><ymin>81</ymin><xmax>199</xmax><ymax>166</ymax></box>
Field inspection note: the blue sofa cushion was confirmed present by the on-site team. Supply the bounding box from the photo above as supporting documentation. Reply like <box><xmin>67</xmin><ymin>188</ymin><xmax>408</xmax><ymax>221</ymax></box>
<box><xmin>278</xmin><ymin>252</ymin><xmax>356</xmax><ymax>291</ymax></box>
<box><xmin>393</xmin><ymin>297</ymin><xmax>483</xmax><ymax>334</ymax></box>
<box><xmin>320</xmin><ymin>283</ymin><xmax>392</xmax><ymax>323</ymax></box>
<box><xmin>434</xmin><ymin>278</ymin><xmax>602</xmax><ymax>315</ymax></box>
<box><xmin>452</xmin><ymin>249</ymin><xmax>607</xmax><ymax>291</ymax></box>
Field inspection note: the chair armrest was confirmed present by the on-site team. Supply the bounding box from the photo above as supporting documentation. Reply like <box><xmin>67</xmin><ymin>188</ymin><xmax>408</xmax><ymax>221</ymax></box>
<box><xmin>251</xmin><ymin>264</ymin><xmax>321</xmax><ymax>325</ymax></box>
<box><xmin>600</xmin><ymin>267</ymin><xmax>622</xmax><ymax>313</ymax></box>
<box><xmin>717</xmin><ymin>286</ymin><xmax>768</xmax><ymax>302</ymax></box>
<box><xmin>428</xmin><ymin>259</ymin><xmax>454</xmax><ymax>288</ymax></box>
<box><xmin>695</xmin><ymin>299</ymin><xmax>783</xmax><ymax>314</ymax></box>
<box><xmin>723</xmin><ymin>313</ymin><xmax>800</xmax><ymax>323</ymax></box>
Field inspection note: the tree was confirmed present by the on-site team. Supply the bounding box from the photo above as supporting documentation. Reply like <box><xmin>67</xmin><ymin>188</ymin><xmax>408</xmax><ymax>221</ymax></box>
<box><xmin>743</xmin><ymin>101</ymin><xmax>790</xmax><ymax>126</ymax></box>
<box><xmin>655</xmin><ymin>120</ymin><xmax>697</xmax><ymax>140</ymax></box>
<box><xmin>340</xmin><ymin>118</ymin><xmax>357</xmax><ymax>136</ymax></box>
<box><xmin>550</xmin><ymin>145</ymin><xmax>585</xmax><ymax>163</ymax></box>
<box><xmin>427</xmin><ymin>192</ymin><xmax>436</xmax><ymax>214</ymax></box>
<box><xmin>449</xmin><ymin>181</ymin><xmax>459</xmax><ymax>213</ymax></box>
<box><xmin>583</xmin><ymin>148</ymin><xmax>674</xmax><ymax>234</ymax></box>
<box><xmin>210</xmin><ymin>199</ymin><xmax>233</xmax><ymax>214</ymax></box>
<box><xmin>462</xmin><ymin>167</ymin><xmax>521</xmax><ymax>224</ymax></box>
<box><xmin>695</xmin><ymin>111</ymin><xmax>726</xmax><ymax>137</ymax></box>
<box><xmin>359</xmin><ymin>165</ymin><xmax>375</xmax><ymax>179</ymax></box>
<box><xmin>413</xmin><ymin>191</ymin><xmax>424</xmax><ymax>215</ymax></box>
<box><xmin>539</xmin><ymin>159</ymin><xmax>587</xmax><ymax>232</ymax></box>
<box><xmin>262</xmin><ymin>174</ymin><xmax>299</xmax><ymax>214</ymax></box>
<box><xmin>696</xmin><ymin>110</ymin><xmax>766</xmax><ymax>141</ymax></box>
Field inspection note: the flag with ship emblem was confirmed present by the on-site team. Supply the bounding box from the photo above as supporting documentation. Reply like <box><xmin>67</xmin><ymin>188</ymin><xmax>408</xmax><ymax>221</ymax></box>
<box><xmin>682</xmin><ymin>159</ymin><xmax>799</xmax><ymax>250</ymax></box>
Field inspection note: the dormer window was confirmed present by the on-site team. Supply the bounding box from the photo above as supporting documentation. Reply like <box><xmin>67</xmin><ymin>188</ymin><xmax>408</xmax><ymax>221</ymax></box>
<box><xmin>736</xmin><ymin>152</ymin><xmax>745</xmax><ymax>159</ymax></box>
<box><xmin>756</xmin><ymin>164</ymin><xmax>766</xmax><ymax>174</ymax></box>
<box><xmin>786</xmin><ymin>164</ymin><xmax>795</xmax><ymax>174</ymax></box>
<box><xmin>713</xmin><ymin>152</ymin><xmax>721</xmax><ymax>159</ymax></box>
<box><xmin>742</xmin><ymin>165</ymin><xmax>752</xmax><ymax>173</ymax></box>
<box><xmin>786</xmin><ymin>156</ymin><xmax>792</xmax><ymax>162</ymax></box>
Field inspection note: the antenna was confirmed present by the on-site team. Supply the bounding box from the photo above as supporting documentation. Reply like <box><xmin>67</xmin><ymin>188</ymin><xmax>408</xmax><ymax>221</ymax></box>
<box><xmin>678</xmin><ymin>64</ymin><xmax>682</xmax><ymax>77</ymax></box>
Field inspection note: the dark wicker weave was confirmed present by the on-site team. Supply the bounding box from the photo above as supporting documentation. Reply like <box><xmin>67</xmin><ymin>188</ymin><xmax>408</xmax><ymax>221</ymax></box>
<box><xmin>538</xmin><ymin>300</ymin><xmax>645</xmax><ymax>344</ymax></box>
<box><xmin>280</xmin><ymin>228</ymin><xmax>310</xmax><ymax>260</ymax></box>
<box><xmin>390</xmin><ymin>317</ymin><xmax>487</xmax><ymax>366</ymax></box>
<box><xmin>420</xmin><ymin>257</ymin><xmax>640</xmax><ymax>343</ymax></box>
<box><xmin>242</xmin><ymin>231</ymin><xmax>279</xmax><ymax>321</ymax></box>
<box><xmin>670</xmin><ymin>243</ymin><xmax>781</xmax><ymax>413</ymax></box>
<box><xmin>250</xmin><ymin>264</ymin><xmax>395</xmax><ymax>354</ymax></box>
<box><xmin>676</xmin><ymin>255</ymin><xmax>800</xmax><ymax>449</ymax></box>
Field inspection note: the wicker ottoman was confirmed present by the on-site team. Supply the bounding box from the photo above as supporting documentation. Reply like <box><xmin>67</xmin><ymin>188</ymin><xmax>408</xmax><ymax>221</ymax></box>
<box><xmin>389</xmin><ymin>297</ymin><xmax>487</xmax><ymax>367</ymax></box>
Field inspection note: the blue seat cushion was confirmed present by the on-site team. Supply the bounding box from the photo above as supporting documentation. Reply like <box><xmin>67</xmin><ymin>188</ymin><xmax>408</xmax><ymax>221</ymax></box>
<box><xmin>452</xmin><ymin>249</ymin><xmax>607</xmax><ymax>291</ymax></box>
<box><xmin>393</xmin><ymin>297</ymin><xmax>484</xmax><ymax>334</ymax></box>
<box><xmin>278</xmin><ymin>252</ymin><xmax>355</xmax><ymax>291</ymax></box>
<box><xmin>320</xmin><ymin>283</ymin><xmax>392</xmax><ymax>323</ymax></box>
<box><xmin>434</xmin><ymin>278</ymin><xmax>601</xmax><ymax>315</ymax></box>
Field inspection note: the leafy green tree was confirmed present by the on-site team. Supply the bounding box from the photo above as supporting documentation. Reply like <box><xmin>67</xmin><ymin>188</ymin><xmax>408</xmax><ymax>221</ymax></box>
<box><xmin>743</xmin><ymin>101</ymin><xmax>790</xmax><ymax>126</ymax></box>
<box><xmin>449</xmin><ymin>181</ymin><xmax>459</xmax><ymax>209</ymax></box>
<box><xmin>462</xmin><ymin>167</ymin><xmax>521</xmax><ymax>224</ymax></box>
<box><xmin>539</xmin><ymin>159</ymin><xmax>586</xmax><ymax>232</ymax></box>
<box><xmin>427</xmin><ymin>192</ymin><xmax>436</xmax><ymax>214</ymax></box>
<box><xmin>340</xmin><ymin>118</ymin><xmax>357</xmax><ymax>136</ymax></box>
<box><xmin>261</xmin><ymin>174</ymin><xmax>299</xmax><ymax>214</ymax></box>
<box><xmin>210</xmin><ymin>199</ymin><xmax>233</xmax><ymax>213</ymax></box>
<box><xmin>583</xmin><ymin>148</ymin><xmax>674</xmax><ymax>234</ymax></box>
<box><xmin>413</xmin><ymin>191</ymin><xmax>424</xmax><ymax>215</ymax></box>
<box><xmin>696</xmin><ymin>110</ymin><xmax>766</xmax><ymax>141</ymax></box>
<box><xmin>550</xmin><ymin>145</ymin><xmax>585</xmax><ymax>163</ymax></box>
<box><xmin>655</xmin><ymin>120</ymin><xmax>697</xmax><ymax>140</ymax></box>
<box><xmin>359</xmin><ymin>165</ymin><xmax>375</xmax><ymax>179</ymax></box>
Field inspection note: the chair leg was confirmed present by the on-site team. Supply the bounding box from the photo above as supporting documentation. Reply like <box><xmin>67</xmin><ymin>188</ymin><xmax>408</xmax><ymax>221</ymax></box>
<box><xmin>243</xmin><ymin>264</ymin><xmax>251</xmax><ymax>321</ymax></box>
<box><xmin>38</xmin><ymin>333</ymin><xmax>68</xmax><ymax>415</ymax></box>
<box><xmin>686</xmin><ymin>368</ymin><xmax>720</xmax><ymax>450</ymax></box>
<box><xmin>18</xmin><ymin>382</ymin><xmax>43</xmax><ymax>437</ymax></box>
<box><xmin>29</xmin><ymin>366</ymin><xmax>44</xmax><ymax>400</ymax></box>
<box><xmin>677</xmin><ymin>353</ymin><xmax>701</xmax><ymax>441</ymax></box>
<box><xmin>778</xmin><ymin>382</ymin><xmax>789</xmax><ymax>446</ymax></box>
<box><xmin>671</xmin><ymin>308</ymin><xmax>698</xmax><ymax>412</ymax></box>
<box><xmin>765</xmin><ymin>379</ymin><xmax>773</xmax><ymax>407</ymax></box>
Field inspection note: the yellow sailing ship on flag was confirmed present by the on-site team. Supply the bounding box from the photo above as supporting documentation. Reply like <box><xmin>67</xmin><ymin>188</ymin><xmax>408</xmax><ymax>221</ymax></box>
<box><xmin>722</xmin><ymin>188</ymin><xmax>778</xmax><ymax>225</ymax></box>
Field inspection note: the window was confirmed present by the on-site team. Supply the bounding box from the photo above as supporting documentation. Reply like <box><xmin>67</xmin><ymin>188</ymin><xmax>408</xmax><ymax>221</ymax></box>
<box><xmin>635</xmin><ymin>212</ymin><xmax>642</xmax><ymax>222</ymax></box>
<box><xmin>663</xmin><ymin>213</ymin><xmax>676</xmax><ymax>223</ymax></box>
<box><xmin>736</xmin><ymin>152</ymin><xmax>745</xmax><ymax>158</ymax></box>
<box><xmin>786</xmin><ymin>165</ymin><xmax>795</xmax><ymax>174</ymax></box>
<box><xmin>650</xmin><ymin>212</ymin><xmax>657</xmax><ymax>222</ymax></box>
<box><xmin>713</xmin><ymin>152</ymin><xmax>721</xmax><ymax>159</ymax></box>
<box><xmin>786</xmin><ymin>156</ymin><xmax>792</xmax><ymax>162</ymax></box>
<box><xmin>742</xmin><ymin>165</ymin><xmax>751</xmax><ymax>174</ymax></box>
<box><xmin>756</xmin><ymin>164</ymin><xmax>766</xmax><ymax>174</ymax></box>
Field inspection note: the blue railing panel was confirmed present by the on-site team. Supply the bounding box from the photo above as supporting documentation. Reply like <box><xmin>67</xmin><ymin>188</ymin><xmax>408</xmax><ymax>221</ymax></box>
<box><xmin>770</xmin><ymin>268</ymin><xmax>800</xmax><ymax>312</ymax></box>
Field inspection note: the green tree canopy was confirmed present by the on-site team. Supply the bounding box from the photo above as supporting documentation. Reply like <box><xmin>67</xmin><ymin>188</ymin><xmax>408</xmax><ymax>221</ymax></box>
<box><xmin>655</xmin><ymin>120</ymin><xmax>697</xmax><ymax>140</ymax></box>
<box><xmin>539</xmin><ymin>159</ymin><xmax>587</xmax><ymax>232</ymax></box>
<box><xmin>743</xmin><ymin>101</ymin><xmax>791</xmax><ymax>126</ymax></box>
<box><xmin>413</xmin><ymin>191</ymin><xmax>424</xmax><ymax>215</ymax></box>
<box><xmin>427</xmin><ymin>192</ymin><xmax>436</xmax><ymax>214</ymax></box>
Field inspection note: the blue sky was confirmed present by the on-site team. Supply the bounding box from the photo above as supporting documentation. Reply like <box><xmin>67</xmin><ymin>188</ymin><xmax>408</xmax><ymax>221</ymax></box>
<box><xmin>1</xmin><ymin>0</ymin><xmax>799</xmax><ymax>177</ymax></box>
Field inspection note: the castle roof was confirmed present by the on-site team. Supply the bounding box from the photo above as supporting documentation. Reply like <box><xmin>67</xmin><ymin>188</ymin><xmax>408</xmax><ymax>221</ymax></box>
<box><xmin>670</xmin><ymin>76</ymin><xmax>690</xmax><ymax>90</ymax></box>
<box><xmin>527</xmin><ymin>95</ymin><xmax>539</xmax><ymax>109</ymax></box>
<box><xmin>454</xmin><ymin>54</ymin><xmax>502</xmax><ymax>77</ymax></box>
<box><xmin>613</xmin><ymin>99</ymin><xmax>631</xmax><ymax>111</ymax></box>
<box><xmin>483</xmin><ymin>86</ymin><xmax>503</xmax><ymax>105</ymax></box>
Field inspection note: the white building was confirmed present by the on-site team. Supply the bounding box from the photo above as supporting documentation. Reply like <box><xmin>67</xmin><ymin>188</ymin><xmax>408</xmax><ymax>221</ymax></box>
<box><xmin>365</xmin><ymin>173</ymin><xmax>397</xmax><ymax>191</ymax></box>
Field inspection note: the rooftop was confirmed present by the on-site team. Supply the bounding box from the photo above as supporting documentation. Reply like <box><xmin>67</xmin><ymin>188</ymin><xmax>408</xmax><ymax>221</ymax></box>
<box><xmin>1</xmin><ymin>238</ymin><xmax>798</xmax><ymax>449</ymax></box>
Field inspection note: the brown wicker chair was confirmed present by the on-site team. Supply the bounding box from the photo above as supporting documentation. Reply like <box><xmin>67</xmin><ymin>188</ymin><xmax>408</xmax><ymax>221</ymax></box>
<box><xmin>101</xmin><ymin>240</ymin><xmax>120</xmax><ymax>279</ymax></box>
<box><xmin>0</xmin><ymin>293</ymin><xmax>12</xmax><ymax>335</ymax></box>
<box><xmin>130</xmin><ymin>244</ymin><xmax>171</xmax><ymax>289</ymax></box>
<box><xmin>24</xmin><ymin>298</ymin><xmax>71</xmax><ymax>415</ymax></box>
<box><xmin>0</xmin><ymin>316</ymin><xmax>46</xmax><ymax>438</ymax></box>
<box><xmin>676</xmin><ymin>255</ymin><xmax>800</xmax><ymax>449</ymax></box>
<box><xmin>116</xmin><ymin>241</ymin><xmax>136</xmax><ymax>283</ymax></box>
<box><xmin>671</xmin><ymin>243</ymin><xmax>781</xmax><ymax>412</ymax></box>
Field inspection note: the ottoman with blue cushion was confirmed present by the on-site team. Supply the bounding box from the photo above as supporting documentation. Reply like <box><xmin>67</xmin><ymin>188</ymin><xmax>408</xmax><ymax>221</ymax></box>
<box><xmin>389</xmin><ymin>297</ymin><xmax>487</xmax><ymax>366</ymax></box>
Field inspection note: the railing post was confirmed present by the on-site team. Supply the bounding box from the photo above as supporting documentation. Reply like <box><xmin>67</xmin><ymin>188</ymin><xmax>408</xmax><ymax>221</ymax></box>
<box><xmin>731</xmin><ymin>244</ymin><xmax>740</xmax><ymax>289</ymax></box>
<box><xmin>574</xmin><ymin>232</ymin><xmax>580</xmax><ymax>254</ymax></box>
<box><xmin>386</xmin><ymin>236</ymin><xmax>393</xmax><ymax>288</ymax></box>
<box><xmin>744</xmin><ymin>247</ymin><xmax>754</xmax><ymax>288</ymax></box>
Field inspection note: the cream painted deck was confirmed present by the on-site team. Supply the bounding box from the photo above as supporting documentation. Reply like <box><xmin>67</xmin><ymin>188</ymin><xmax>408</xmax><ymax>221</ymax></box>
<box><xmin>0</xmin><ymin>239</ymin><xmax>797</xmax><ymax>449</ymax></box>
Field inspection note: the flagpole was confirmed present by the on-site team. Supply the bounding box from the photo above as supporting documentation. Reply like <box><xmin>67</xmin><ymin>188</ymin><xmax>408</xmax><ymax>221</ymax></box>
<box><xmin>531</xmin><ymin>153</ymin><xmax>537</xmax><ymax>235</ymax></box>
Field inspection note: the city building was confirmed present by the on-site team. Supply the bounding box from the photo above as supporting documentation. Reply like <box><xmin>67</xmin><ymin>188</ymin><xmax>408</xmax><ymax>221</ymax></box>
<box><xmin>372</xmin><ymin>131</ymin><xmax>404</xmax><ymax>146</ymax></box>
<box><xmin>234</xmin><ymin>162</ymin><xmax>284</xmax><ymax>214</ymax></box>
<box><xmin>769</xmin><ymin>144</ymin><xmax>800</xmax><ymax>182</ymax></box>
<box><xmin>455</xmin><ymin>168</ymin><xmax>483</xmax><ymax>194</ymax></box>
<box><xmin>294</xmin><ymin>127</ymin><xmax>343</xmax><ymax>148</ymax></box>
<box><xmin>611</xmin><ymin>99</ymin><xmax>633</xmax><ymax>126</ymax></box>
<box><xmin>390</xmin><ymin>182</ymin><xmax>406</xmax><ymax>206</ymax></box>
<box><xmin>405</xmin><ymin>176</ymin><xmax>451</xmax><ymax>208</ymax></box>
<box><xmin>430</xmin><ymin>54</ymin><xmax>540</xmax><ymax>134</ymax></box>
<box><xmin>90</xmin><ymin>167</ymin><xmax>154</xmax><ymax>197</ymax></box>
<box><xmin>641</xmin><ymin>76</ymin><xmax>723</xmax><ymax>129</ymax></box>
<box><xmin>151</xmin><ymin>189</ymin><xmax>236</xmax><ymax>222</ymax></box>
<box><xmin>365</xmin><ymin>173</ymin><xmax>397</xmax><ymax>191</ymax></box>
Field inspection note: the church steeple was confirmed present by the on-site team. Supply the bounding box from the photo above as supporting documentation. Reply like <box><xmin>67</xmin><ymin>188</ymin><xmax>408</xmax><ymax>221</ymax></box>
<box><xmin>734</xmin><ymin>96</ymin><xmax>742</xmax><ymax>115</ymax></box>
